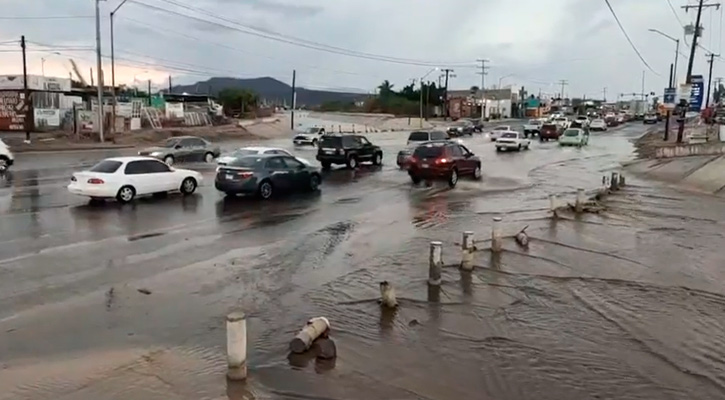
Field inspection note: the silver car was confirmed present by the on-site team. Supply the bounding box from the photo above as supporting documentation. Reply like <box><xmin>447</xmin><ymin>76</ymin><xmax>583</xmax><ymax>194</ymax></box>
<box><xmin>138</xmin><ymin>136</ymin><xmax>221</xmax><ymax>165</ymax></box>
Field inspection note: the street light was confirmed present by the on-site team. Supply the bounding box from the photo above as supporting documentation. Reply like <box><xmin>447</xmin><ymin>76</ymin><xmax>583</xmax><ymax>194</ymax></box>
<box><xmin>419</xmin><ymin>67</ymin><xmax>439</xmax><ymax>128</ymax></box>
<box><xmin>110</xmin><ymin>0</ymin><xmax>130</xmax><ymax>136</ymax></box>
<box><xmin>498</xmin><ymin>74</ymin><xmax>514</xmax><ymax>89</ymax></box>
<box><xmin>648</xmin><ymin>28</ymin><xmax>680</xmax><ymax>87</ymax></box>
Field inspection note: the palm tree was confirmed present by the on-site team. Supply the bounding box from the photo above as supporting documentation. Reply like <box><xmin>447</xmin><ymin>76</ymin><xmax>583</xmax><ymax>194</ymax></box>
<box><xmin>378</xmin><ymin>80</ymin><xmax>394</xmax><ymax>98</ymax></box>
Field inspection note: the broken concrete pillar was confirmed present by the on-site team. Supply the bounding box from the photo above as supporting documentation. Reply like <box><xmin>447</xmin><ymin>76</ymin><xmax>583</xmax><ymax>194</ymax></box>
<box><xmin>289</xmin><ymin>317</ymin><xmax>330</xmax><ymax>354</ymax></box>
<box><xmin>379</xmin><ymin>281</ymin><xmax>397</xmax><ymax>308</ymax></box>
<box><xmin>429</xmin><ymin>241</ymin><xmax>442</xmax><ymax>286</ymax></box>
<box><xmin>460</xmin><ymin>231</ymin><xmax>475</xmax><ymax>270</ymax></box>
<box><xmin>491</xmin><ymin>217</ymin><xmax>503</xmax><ymax>253</ymax></box>
<box><xmin>575</xmin><ymin>188</ymin><xmax>585</xmax><ymax>213</ymax></box>
<box><xmin>226</xmin><ymin>312</ymin><xmax>247</xmax><ymax>380</ymax></box>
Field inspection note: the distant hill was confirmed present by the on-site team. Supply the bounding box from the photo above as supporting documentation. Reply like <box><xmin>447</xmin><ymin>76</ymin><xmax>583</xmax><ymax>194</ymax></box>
<box><xmin>169</xmin><ymin>77</ymin><xmax>366</xmax><ymax>106</ymax></box>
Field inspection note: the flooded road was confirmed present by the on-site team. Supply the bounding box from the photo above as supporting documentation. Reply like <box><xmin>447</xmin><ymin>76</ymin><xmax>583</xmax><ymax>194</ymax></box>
<box><xmin>2</xmin><ymin>121</ymin><xmax>725</xmax><ymax>399</ymax></box>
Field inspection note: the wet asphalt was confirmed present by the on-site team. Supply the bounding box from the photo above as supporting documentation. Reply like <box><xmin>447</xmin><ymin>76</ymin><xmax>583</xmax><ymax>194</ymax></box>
<box><xmin>2</xmin><ymin>119</ymin><xmax>725</xmax><ymax>399</ymax></box>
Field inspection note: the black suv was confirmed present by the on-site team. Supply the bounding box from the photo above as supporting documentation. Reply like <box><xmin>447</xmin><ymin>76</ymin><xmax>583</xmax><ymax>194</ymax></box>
<box><xmin>316</xmin><ymin>134</ymin><xmax>383</xmax><ymax>170</ymax></box>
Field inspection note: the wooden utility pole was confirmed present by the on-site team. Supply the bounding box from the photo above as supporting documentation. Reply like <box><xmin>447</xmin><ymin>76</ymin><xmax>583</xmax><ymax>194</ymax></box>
<box><xmin>290</xmin><ymin>69</ymin><xmax>296</xmax><ymax>129</ymax></box>
<box><xmin>168</xmin><ymin>75</ymin><xmax>172</xmax><ymax>93</ymax></box>
<box><xmin>476</xmin><ymin>59</ymin><xmax>489</xmax><ymax>121</ymax></box>
<box><xmin>147</xmin><ymin>79</ymin><xmax>152</xmax><ymax>106</ymax></box>
<box><xmin>706</xmin><ymin>53</ymin><xmax>719</xmax><ymax>107</ymax></box>
<box><xmin>558</xmin><ymin>80</ymin><xmax>568</xmax><ymax>99</ymax></box>
<box><xmin>21</xmin><ymin>35</ymin><xmax>30</xmax><ymax>142</ymax></box>
<box><xmin>677</xmin><ymin>0</ymin><xmax>720</xmax><ymax>142</ymax></box>
<box><xmin>442</xmin><ymin>68</ymin><xmax>454</xmax><ymax>120</ymax></box>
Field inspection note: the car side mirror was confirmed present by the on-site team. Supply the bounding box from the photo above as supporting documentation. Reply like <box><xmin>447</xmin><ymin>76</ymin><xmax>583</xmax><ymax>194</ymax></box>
<box><xmin>298</xmin><ymin>163</ymin><xmax>305</xmax><ymax>169</ymax></box>
<box><xmin>175</xmin><ymin>145</ymin><xmax>182</xmax><ymax>149</ymax></box>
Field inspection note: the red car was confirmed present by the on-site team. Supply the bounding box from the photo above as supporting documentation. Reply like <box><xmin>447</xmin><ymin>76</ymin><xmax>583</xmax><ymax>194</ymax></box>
<box><xmin>539</xmin><ymin>123</ymin><xmax>562</xmax><ymax>141</ymax></box>
<box><xmin>407</xmin><ymin>141</ymin><xmax>482</xmax><ymax>188</ymax></box>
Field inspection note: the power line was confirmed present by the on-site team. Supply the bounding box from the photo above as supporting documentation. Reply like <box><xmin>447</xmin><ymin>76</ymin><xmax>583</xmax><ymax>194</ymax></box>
<box><xmin>603</xmin><ymin>0</ymin><xmax>659</xmax><ymax>75</ymax></box>
<box><xmin>0</xmin><ymin>15</ymin><xmax>94</xmax><ymax>20</ymax></box>
<box><xmin>666</xmin><ymin>0</ymin><xmax>685</xmax><ymax>26</ymax></box>
<box><xmin>127</xmin><ymin>0</ymin><xmax>470</xmax><ymax>67</ymax></box>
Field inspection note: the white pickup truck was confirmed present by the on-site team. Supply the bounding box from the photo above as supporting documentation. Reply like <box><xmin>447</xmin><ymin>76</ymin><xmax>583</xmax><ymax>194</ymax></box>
<box><xmin>522</xmin><ymin>119</ymin><xmax>543</xmax><ymax>137</ymax></box>
<box><xmin>0</xmin><ymin>139</ymin><xmax>14</xmax><ymax>172</ymax></box>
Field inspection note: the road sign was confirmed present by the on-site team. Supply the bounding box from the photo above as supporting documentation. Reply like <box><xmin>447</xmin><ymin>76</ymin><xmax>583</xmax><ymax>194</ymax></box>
<box><xmin>689</xmin><ymin>75</ymin><xmax>704</xmax><ymax>111</ymax></box>
<box><xmin>679</xmin><ymin>83</ymin><xmax>692</xmax><ymax>103</ymax></box>
<box><xmin>0</xmin><ymin>90</ymin><xmax>32</xmax><ymax>132</ymax></box>
<box><xmin>664</xmin><ymin>87</ymin><xmax>676</xmax><ymax>109</ymax></box>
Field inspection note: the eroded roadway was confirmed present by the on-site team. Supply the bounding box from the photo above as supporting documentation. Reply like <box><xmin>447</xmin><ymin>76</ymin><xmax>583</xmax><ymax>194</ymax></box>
<box><xmin>2</xmin><ymin>121</ymin><xmax>725</xmax><ymax>400</ymax></box>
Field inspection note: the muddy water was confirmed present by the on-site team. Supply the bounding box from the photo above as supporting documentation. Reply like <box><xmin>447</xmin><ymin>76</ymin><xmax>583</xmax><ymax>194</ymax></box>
<box><xmin>2</xmin><ymin>122</ymin><xmax>725</xmax><ymax>399</ymax></box>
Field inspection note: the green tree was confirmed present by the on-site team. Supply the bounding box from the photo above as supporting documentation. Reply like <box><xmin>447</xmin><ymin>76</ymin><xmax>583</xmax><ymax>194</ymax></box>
<box><xmin>217</xmin><ymin>88</ymin><xmax>259</xmax><ymax>116</ymax></box>
<box><xmin>377</xmin><ymin>80</ymin><xmax>395</xmax><ymax>98</ymax></box>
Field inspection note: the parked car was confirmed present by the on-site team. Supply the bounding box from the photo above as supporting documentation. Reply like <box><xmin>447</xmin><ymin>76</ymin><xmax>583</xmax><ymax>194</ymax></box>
<box><xmin>215</xmin><ymin>154</ymin><xmax>321</xmax><ymax>200</ymax></box>
<box><xmin>467</xmin><ymin>118</ymin><xmax>485</xmax><ymax>132</ymax></box>
<box><xmin>293</xmin><ymin>127</ymin><xmax>326</xmax><ymax>146</ymax></box>
<box><xmin>539</xmin><ymin>123</ymin><xmax>562</xmax><ymax>141</ymax></box>
<box><xmin>589</xmin><ymin>119</ymin><xmax>607</xmax><ymax>131</ymax></box>
<box><xmin>407</xmin><ymin>140</ymin><xmax>481</xmax><ymax>188</ymax></box>
<box><xmin>316</xmin><ymin>134</ymin><xmax>383</xmax><ymax>170</ymax></box>
<box><xmin>486</xmin><ymin>125</ymin><xmax>512</xmax><ymax>141</ymax></box>
<box><xmin>398</xmin><ymin>130</ymin><xmax>449</xmax><ymax>168</ymax></box>
<box><xmin>643</xmin><ymin>114</ymin><xmax>658</xmax><ymax>124</ymax></box>
<box><xmin>558</xmin><ymin>128</ymin><xmax>589</xmax><ymax>147</ymax></box>
<box><xmin>523</xmin><ymin>119</ymin><xmax>543</xmax><ymax>137</ymax></box>
<box><xmin>67</xmin><ymin>157</ymin><xmax>202</xmax><ymax>203</ymax></box>
<box><xmin>446</xmin><ymin>120</ymin><xmax>475</xmax><ymax>137</ymax></box>
<box><xmin>553</xmin><ymin>117</ymin><xmax>570</xmax><ymax>129</ymax></box>
<box><xmin>138</xmin><ymin>136</ymin><xmax>221</xmax><ymax>165</ymax></box>
<box><xmin>0</xmin><ymin>138</ymin><xmax>14</xmax><ymax>172</ymax></box>
<box><xmin>217</xmin><ymin>147</ymin><xmax>311</xmax><ymax>166</ymax></box>
<box><xmin>496</xmin><ymin>131</ymin><xmax>531</xmax><ymax>152</ymax></box>
<box><xmin>570</xmin><ymin>116</ymin><xmax>589</xmax><ymax>128</ymax></box>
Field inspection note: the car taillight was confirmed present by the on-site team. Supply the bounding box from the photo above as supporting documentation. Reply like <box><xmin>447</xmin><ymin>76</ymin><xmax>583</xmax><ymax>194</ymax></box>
<box><xmin>410</xmin><ymin>156</ymin><xmax>418</xmax><ymax>164</ymax></box>
<box><xmin>435</xmin><ymin>158</ymin><xmax>449</xmax><ymax>164</ymax></box>
<box><xmin>237</xmin><ymin>172</ymin><xmax>253</xmax><ymax>178</ymax></box>
<box><xmin>87</xmin><ymin>178</ymin><xmax>104</xmax><ymax>184</ymax></box>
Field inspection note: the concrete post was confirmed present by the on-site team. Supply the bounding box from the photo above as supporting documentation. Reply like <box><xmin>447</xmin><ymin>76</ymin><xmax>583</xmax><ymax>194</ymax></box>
<box><xmin>619</xmin><ymin>174</ymin><xmax>625</xmax><ymax>187</ymax></box>
<box><xmin>610</xmin><ymin>172</ymin><xmax>619</xmax><ymax>191</ymax></box>
<box><xmin>491</xmin><ymin>217</ymin><xmax>503</xmax><ymax>253</ymax></box>
<box><xmin>379</xmin><ymin>281</ymin><xmax>397</xmax><ymax>308</ymax></box>
<box><xmin>428</xmin><ymin>241</ymin><xmax>442</xmax><ymax>286</ymax></box>
<box><xmin>226</xmin><ymin>312</ymin><xmax>247</xmax><ymax>380</ymax></box>
<box><xmin>575</xmin><ymin>188</ymin><xmax>585</xmax><ymax>213</ymax></box>
<box><xmin>289</xmin><ymin>317</ymin><xmax>330</xmax><ymax>354</ymax></box>
<box><xmin>352</xmin><ymin>124</ymin><xmax>355</xmax><ymax>133</ymax></box>
<box><xmin>461</xmin><ymin>231</ymin><xmax>474</xmax><ymax>270</ymax></box>
<box><xmin>338</xmin><ymin>125</ymin><xmax>342</xmax><ymax>133</ymax></box>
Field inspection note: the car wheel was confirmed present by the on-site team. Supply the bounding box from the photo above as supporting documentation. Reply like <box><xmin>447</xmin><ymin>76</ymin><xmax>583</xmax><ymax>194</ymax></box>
<box><xmin>539</xmin><ymin>136</ymin><xmax>544</xmax><ymax>142</ymax></box>
<box><xmin>372</xmin><ymin>152</ymin><xmax>382</xmax><ymax>165</ymax></box>
<box><xmin>448</xmin><ymin>169</ymin><xmax>458</xmax><ymax>188</ymax></box>
<box><xmin>409</xmin><ymin>174</ymin><xmax>421</xmax><ymax>184</ymax></box>
<box><xmin>164</xmin><ymin>155</ymin><xmax>174</xmax><ymax>165</ymax></box>
<box><xmin>0</xmin><ymin>156</ymin><xmax>8</xmax><ymax>172</ymax></box>
<box><xmin>312</xmin><ymin>139</ymin><xmax>318</xmax><ymax>147</ymax></box>
<box><xmin>116</xmin><ymin>185</ymin><xmax>136</xmax><ymax>204</ymax></box>
<box><xmin>496</xmin><ymin>147</ymin><xmax>502</xmax><ymax>152</ymax></box>
<box><xmin>180</xmin><ymin>177</ymin><xmax>197</xmax><ymax>195</ymax></box>
<box><xmin>204</xmin><ymin>152</ymin><xmax>214</xmax><ymax>163</ymax></box>
<box><xmin>347</xmin><ymin>155</ymin><xmax>358</xmax><ymax>169</ymax></box>
<box><xmin>517</xmin><ymin>144</ymin><xmax>522</xmax><ymax>151</ymax></box>
<box><xmin>473</xmin><ymin>164</ymin><xmax>482</xmax><ymax>180</ymax></box>
<box><xmin>258</xmin><ymin>180</ymin><xmax>273</xmax><ymax>200</ymax></box>
<box><xmin>321</xmin><ymin>161</ymin><xmax>331</xmax><ymax>170</ymax></box>
<box><xmin>309</xmin><ymin>174</ymin><xmax>321</xmax><ymax>191</ymax></box>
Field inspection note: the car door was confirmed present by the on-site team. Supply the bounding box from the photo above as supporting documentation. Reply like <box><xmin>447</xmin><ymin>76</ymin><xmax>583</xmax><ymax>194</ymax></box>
<box><xmin>448</xmin><ymin>144</ymin><xmax>469</xmax><ymax>174</ymax></box>
<box><xmin>282</xmin><ymin>156</ymin><xmax>309</xmax><ymax>191</ymax></box>
<box><xmin>356</xmin><ymin>136</ymin><xmax>374</xmax><ymax>160</ymax></box>
<box><xmin>147</xmin><ymin>159</ymin><xmax>178</xmax><ymax>191</ymax></box>
<box><xmin>175</xmin><ymin>139</ymin><xmax>194</xmax><ymax>162</ymax></box>
<box><xmin>123</xmin><ymin>160</ymin><xmax>158</xmax><ymax>195</ymax></box>
<box><xmin>188</xmin><ymin>138</ymin><xmax>207</xmax><ymax>162</ymax></box>
<box><xmin>265</xmin><ymin>156</ymin><xmax>292</xmax><ymax>192</ymax></box>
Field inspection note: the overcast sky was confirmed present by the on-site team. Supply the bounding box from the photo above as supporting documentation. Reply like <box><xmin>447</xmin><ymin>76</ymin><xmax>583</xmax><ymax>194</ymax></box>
<box><xmin>0</xmin><ymin>0</ymin><xmax>722</xmax><ymax>100</ymax></box>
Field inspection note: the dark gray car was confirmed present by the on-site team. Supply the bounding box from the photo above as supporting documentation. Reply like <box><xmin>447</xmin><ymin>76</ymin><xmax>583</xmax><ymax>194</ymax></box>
<box><xmin>138</xmin><ymin>136</ymin><xmax>221</xmax><ymax>165</ymax></box>
<box><xmin>215</xmin><ymin>154</ymin><xmax>322</xmax><ymax>199</ymax></box>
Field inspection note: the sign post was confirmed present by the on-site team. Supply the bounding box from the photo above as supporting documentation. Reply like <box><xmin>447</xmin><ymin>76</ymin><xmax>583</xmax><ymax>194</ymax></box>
<box><xmin>689</xmin><ymin>75</ymin><xmax>705</xmax><ymax>112</ymax></box>
<box><xmin>0</xmin><ymin>91</ymin><xmax>33</xmax><ymax>132</ymax></box>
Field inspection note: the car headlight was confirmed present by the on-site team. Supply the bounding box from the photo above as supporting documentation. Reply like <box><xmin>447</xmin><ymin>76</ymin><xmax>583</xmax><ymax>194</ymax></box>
<box><xmin>150</xmin><ymin>151</ymin><xmax>163</xmax><ymax>156</ymax></box>
<box><xmin>457</xmin><ymin>127</ymin><xmax>463</xmax><ymax>131</ymax></box>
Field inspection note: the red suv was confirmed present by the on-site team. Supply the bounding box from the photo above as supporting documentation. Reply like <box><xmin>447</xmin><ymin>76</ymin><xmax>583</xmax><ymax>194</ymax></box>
<box><xmin>407</xmin><ymin>141</ymin><xmax>481</xmax><ymax>188</ymax></box>
<box><xmin>539</xmin><ymin>123</ymin><xmax>562</xmax><ymax>141</ymax></box>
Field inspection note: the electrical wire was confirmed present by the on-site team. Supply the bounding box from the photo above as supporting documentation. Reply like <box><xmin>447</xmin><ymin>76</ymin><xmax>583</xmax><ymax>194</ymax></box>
<box><xmin>666</xmin><ymin>0</ymin><xmax>685</xmax><ymax>26</ymax></box>
<box><xmin>127</xmin><ymin>0</ymin><xmax>471</xmax><ymax>67</ymax></box>
<box><xmin>0</xmin><ymin>16</ymin><xmax>94</xmax><ymax>20</ymax></box>
<box><xmin>603</xmin><ymin>0</ymin><xmax>659</xmax><ymax>75</ymax></box>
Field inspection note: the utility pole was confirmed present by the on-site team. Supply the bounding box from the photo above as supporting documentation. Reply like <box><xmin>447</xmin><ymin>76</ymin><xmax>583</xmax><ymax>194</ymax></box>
<box><xmin>442</xmin><ymin>68</ymin><xmax>453</xmax><ymax>120</ymax></box>
<box><xmin>558</xmin><ymin>80</ymin><xmax>568</xmax><ymax>99</ymax></box>
<box><xmin>476</xmin><ymin>59</ymin><xmax>489</xmax><ymax>121</ymax></box>
<box><xmin>110</xmin><ymin>0</ymin><xmax>129</xmax><ymax>137</ymax></box>
<box><xmin>641</xmin><ymin>70</ymin><xmax>646</xmax><ymax>115</ymax></box>
<box><xmin>168</xmin><ymin>75</ymin><xmax>172</xmax><ymax>93</ymax></box>
<box><xmin>290</xmin><ymin>69</ymin><xmax>296</xmax><ymax>129</ymax></box>
<box><xmin>705</xmin><ymin>53</ymin><xmax>719</xmax><ymax>107</ymax></box>
<box><xmin>678</xmin><ymin>0</ymin><xmax>720</xmax><ymax>142</ymax></box>
<box><xmin>21</xmin><ymin>36</ymin><xmax>30</xmax><ymax>143</ymax></box>
<box><xmin>665</xmin><ymin>63</ymin><xmax>674</xmax><ymax>141</ymax></box>
<box><xmin>94</xmin><ymin>0</ymin><xmax>105</xmax><ymax>142</ymax></box>
<box><xmin>602</xmin><ymin>87</ymin><xmax>607</xmax><ymax>102</ymax></box>
<box><xmin>147</xmin><ymin>79</ymin><xmax>152</xmax><ymax>106</ymax></box>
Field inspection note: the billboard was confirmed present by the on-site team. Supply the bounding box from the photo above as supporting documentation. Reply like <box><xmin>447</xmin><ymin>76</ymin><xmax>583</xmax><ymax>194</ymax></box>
<box><xmin>0</xmin><ymin>75</ymin><xmax>71</xmax><ymax>92</ymax></box>
<box><xmin>0</xmin><ymin>90</ymin><xmax>33</xmax><ymax>131</ymax></box>
<box><xmin>663</xmin><ymin>87</ymin><xmax>676</xmax><ymax>109</ymax></box>
<box><xmin>689</xmin><ymin>75</ymin><xmax>704</xmax><ymax>111</ymax></box>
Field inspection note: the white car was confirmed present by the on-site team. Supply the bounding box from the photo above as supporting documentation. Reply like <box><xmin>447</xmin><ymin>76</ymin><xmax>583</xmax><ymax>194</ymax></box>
<box><xmin>67</xmin><ymin>156</ymin><xmax>203</xmax><ymax>203</ymax></box>
<box><xmin>522</xmin><ymin>119</ymin><xmax>543</xmax><ymax>137</ymax></box>
<box><xmin>496</xmin><ymin>131</ymin><xmax>531</xmax><ymax>152</ymax></box>
<box><xmin>217</xmin><ymin>147</ymin><xmax>311</xmax><ymax>166</ymax></box>
<box><xmin>0</xmin><ymin>138</ymin><xmax>14</xmax><ymax>172</ymax></box>
<box><xmin>487</xmin><ymin>125</ymin><xmax>512</xmax><ymax>141</ymax></box>
<box><xmin>553</xmin><ymin>117</ymin><xmax>570</xmax><ymax>129</ymax></box>
<box><xmin>589</xmin><ymin>119</ymin><xmax>607</xmax><ymax>131</ymax></box>
<box><xmin>293</xmin><ymin>127</ymin><xmax>326</xmax><ymax>146</ymax></box>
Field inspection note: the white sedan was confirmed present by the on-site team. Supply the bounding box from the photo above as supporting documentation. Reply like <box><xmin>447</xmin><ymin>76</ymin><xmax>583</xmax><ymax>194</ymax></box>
<box><xmin>67</xmin><ymin>156</ymin><xmax>203</xmax><ymax>203</ymax></box>
<box><xmin>217</xmin><ymin>147</ymin><xmax>311</xmax><ymax>166</ymax></box>
<box><xmin>487</xmin><ymin>125</ymin><xmax>512</xmax><ymax>141</ymax></box>
<box><xmin>496</xmin><ymin>131</ymin><xmax>531</xmax><ymax>152</ymax></box>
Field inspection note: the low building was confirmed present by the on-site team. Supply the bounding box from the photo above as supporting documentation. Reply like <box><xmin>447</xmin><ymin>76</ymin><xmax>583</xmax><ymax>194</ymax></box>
<box><xmin>447</xmin><ymin>88</ymin><xmax>517</xmax><ymax>119</ymax></box>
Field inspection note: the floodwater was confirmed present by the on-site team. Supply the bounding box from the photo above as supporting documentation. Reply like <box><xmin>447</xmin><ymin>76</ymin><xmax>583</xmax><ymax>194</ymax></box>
<box><xmin>2</xmin><ymin>119</ymin><xmax>725</xmax><ymax>399</ymax></box>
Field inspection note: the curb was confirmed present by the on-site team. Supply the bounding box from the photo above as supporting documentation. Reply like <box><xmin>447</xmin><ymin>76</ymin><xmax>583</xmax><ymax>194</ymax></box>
<box><xmin>12</xmin><ymin>144</ymin><xmax>136</xmax><ymax>154</ymax></box>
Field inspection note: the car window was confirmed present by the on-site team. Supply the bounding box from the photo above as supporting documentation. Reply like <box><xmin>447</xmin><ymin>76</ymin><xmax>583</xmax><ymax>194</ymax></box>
<box><xmin>494</xmin><ymin>126</ymin><xmax>507</xmax><ymax>130</ymax></box>
<box><xmin>162</xmin><ymin>138</ymin><xmax>180</xmax><ymax>148</ymax></box>
<box><xmin>342</xmin><ymin>136</ymin><xmax>358</xmax><ymax>147</ymax></box>
<box><xmin>190</xmin><ymin>138</ymin><xmax>206</xmax><ymax>147</ymax></box>
<box><xmin>282</xmin><ymin>157</ymin><xmax>304</xmax><ymax>169</ymax></box>
<box><xmin>408</xmin><ymin>131</ymin><xmax>430</xmax><ymax>141</ymax></box>
<box><xmin>460</xmin><ymin>145</ymin><xmax>472</xmax><ymax>155</ymax></box>
<box><xmin>356</xmin><ymin>136</ymin><xmax>371</xmax><ymax>145</ymax></box>
<box><xmin>320</xmin><ymin>136</ymin><xmax>342</xmax><ymax>148</ymax></box>
<box><xmin>227</xmin><ymin>157</ymin><xmax>263</xmax><ymax>168</ymax></box>
<box><xmin>233</xmin><ymin>149</ymin><xmax>261</xmax><ymax>156</ymax></box>
<box><xmin>430</xmin><ymin>131</ymin><xmax>448</xmax><ymax>140</ymax></box>
<box><xmin>89</xmin><ymin>160</ymin><xmax>122</xmax><ymax>173</ymax></box>
<box><xmin>413</xmin><ymin>144</ymin><xmax>444</xmax><ymax>158</ymax></box>
<box><xmin>263</xmin><ymin>149</ymin><xmax>279</xmax><ymax>154</ymax></box>
<box><xmin>147</xmin><ymin>160</ymin><xmax>171</xmax><ymax>173</ymax></box>
<box><xmin>542</xmin><ymin>124</ymin><xmax>557</xmax><ymax>129</ymax></box>
<box><xmin>178</xmin><ymin>138</ymin><xmax>195</xmax><ymax>147</ymax></box>
<box><xmin>501</xmin><ymin>132</ymin><xmax>518</xmax><ymax>138</ymax></box>
<box><xmin>449</xmin><ymin>145</ymin><xmax>463</xmax><ymax>157</ymax></box>
<box><xmin>564</xmin><ymin>129</ymin><xmax>580</xmax><ymax>137</ymax></box>
<box><xmin>125</xmin><ymin>160</ymin><xmax>154</xmax><ymax>175</ymax></box>
<box><xmin>265</xmin><ymin>157</ymin><xmax>286</xmax><ymax>169</ymax></box>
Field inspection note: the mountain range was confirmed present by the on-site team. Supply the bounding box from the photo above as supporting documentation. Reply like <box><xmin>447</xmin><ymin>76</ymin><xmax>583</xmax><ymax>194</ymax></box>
<box><xmin>169</xmin><ymin>77</ymin><xmax>366</xmax><ymax>106</ymax></box>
